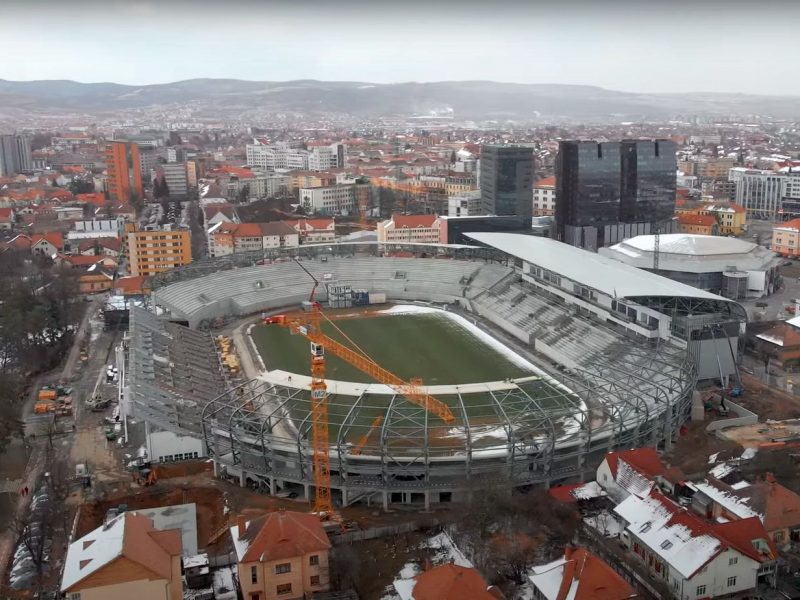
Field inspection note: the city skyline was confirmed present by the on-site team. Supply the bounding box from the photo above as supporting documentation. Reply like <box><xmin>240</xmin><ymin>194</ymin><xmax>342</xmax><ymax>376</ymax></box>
<box><xmin>2</xmin><ymin>0</ymin><xmax>800</xmax><ymax>95</ymax></box>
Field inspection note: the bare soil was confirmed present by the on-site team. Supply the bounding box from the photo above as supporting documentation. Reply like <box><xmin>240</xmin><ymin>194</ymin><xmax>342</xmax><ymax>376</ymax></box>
<box><xmin>736</xmin><ymin>374</ymin><xmax>800</xmax><ymax>420</ymax></box>
<box><xmin>665</xmin><ymin>420</ymin><xmax>742</xmax><ymax>476</ymax></box>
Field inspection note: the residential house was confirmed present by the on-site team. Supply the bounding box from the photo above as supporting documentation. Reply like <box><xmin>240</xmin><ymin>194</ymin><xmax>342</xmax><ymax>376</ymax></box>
<box><xmin>396</xmin><ymin>563</ymin><xmax>500</xmax><ymax>600</ymax></box>
<box><xmin>750</xmin><ymin>320</ymin><xmax>800</xmax><ymax>368</ymax></box>
<box><xmin>77</xmin><ymin>237</ymin><xmax>123</xmax><ymax>258</ymax></box>
<box><xmin>614</xmin><ymin>490</ymin><xmax>777</xmax><ymax>599</ymax></box>
<box><xmin>596</xmin><ymin>448</ymin><xmax>666</xmax><ymax>502</ymax></box>
<box><xmin>0</xmin><ymin>234</ymin><xmax>31</xmax><ymax>252</ymax></box>
<box><xmin>377</xmin><ymin>214</ymin><xmax>442</xmax><ymax>244</ymax></box>
<box><xmin>772</xmin><ymin>218</ymin><xmax>800</xmax><ymax>257</ymax></box>
<box><xmin>677</xmin><ymin>213</ymin><xmax>719</xmax><ymax>235</ymax></box>
<box><xmin>31</xmin><ymin>232</ymin><xmax>65</xmax><ymax>256</ymax></box>
<box><xmin>675</xmin><ymin>201</ymin><xmax>747</xmax><ymax>236</ymax></box>
<box><xmin>285</xmin><ymin>218</ymin><xmax>336</xmax><ymax>244</ymax></box>
<box><xmin>529</xmin><ymin>546</ymin><xmax>637</xmax><ymax>600</ymax></box>
<box><xmin>208</xmin><ymin>222</ymin><xmax>299</xmax><ymax>258</ymax></box>
<box><xmin>61</xmin><ymin>512</ymin><xmax>183</xmax><ymax>600</ymax></box>
<box><xmin>0</xmin><ymin>206</ymin><xmax>16</xmax><ymax>230</ymax></box>
<box><xmin>533</xmin><ymin>176</ymin><xmax>556</xmax><ymax>217</ymax></box>
<box><xmin>230</xmin><ymin>510</ymin><xmax>331</xmax><ymax>600</ymax></box>
<box><xmin>114</xmin><ymin>275</ymin><xmax>147</xmax><ymax>296</ymax></box>
<box><xmin>689</xmin><ymin>475</ymin><xmax>800</xmax><ymax>548</ymax></box>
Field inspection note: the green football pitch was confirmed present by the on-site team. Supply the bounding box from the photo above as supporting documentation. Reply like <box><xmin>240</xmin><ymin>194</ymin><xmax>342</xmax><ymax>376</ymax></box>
<box><xmin>250</xmin><ymin>310</ymin><xmax>533</xmax><ymax>385</ymax></box>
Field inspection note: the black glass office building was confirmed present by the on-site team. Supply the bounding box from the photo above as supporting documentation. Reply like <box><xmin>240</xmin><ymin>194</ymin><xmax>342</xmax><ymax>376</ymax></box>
<box><xmin>480</xmin><ymin>145</ymin><xmax>533</xmax><ymax>221</ymax></box>
<box><xmin>620</xmin><ymin>139</ymin><xmax>677</xmax><ymax>223</ymax></box>
<box><xmin>555</xmin><ymin>139</ymin><xmax>677</xmax><ymax>250</ymax></box>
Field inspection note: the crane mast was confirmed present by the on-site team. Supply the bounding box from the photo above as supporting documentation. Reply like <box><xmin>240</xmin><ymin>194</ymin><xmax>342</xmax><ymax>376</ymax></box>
<box><xmin>269</xmin><ymin>259</ymin><xmax>455</xmax><ymax>517</ymax></box>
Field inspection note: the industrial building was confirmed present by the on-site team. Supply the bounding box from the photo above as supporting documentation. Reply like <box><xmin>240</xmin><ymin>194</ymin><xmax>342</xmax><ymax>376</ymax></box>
<box><xmin>599</xmin><ymin>233</ymin><xmax>781</xmax><ymax>300</ymax></box>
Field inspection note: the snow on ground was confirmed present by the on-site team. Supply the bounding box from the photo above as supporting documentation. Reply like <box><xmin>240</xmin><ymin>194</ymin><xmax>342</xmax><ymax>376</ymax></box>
<box><xmin>425</xmin><ymin>530</ymin><xmax>473</xmax><ymax>568</ymax></box>
<box><xmin>384</xmin><ymin>530</ymin><xmax>473</xmax><ymax>600</ymax></box>
<box><xmin>584</xmin><ymin>510</ymin><xmax>625</xmax><ymax>538</ymax></box>
<box><xmin>708</xmin><ymin>452</ymin><xmax>720</xmax><ymax>464</ymax></box>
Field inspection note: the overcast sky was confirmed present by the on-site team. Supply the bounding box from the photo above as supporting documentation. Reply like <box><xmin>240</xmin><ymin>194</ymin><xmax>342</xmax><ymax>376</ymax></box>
<box><xmin>2</xmin><ymin>0</ymin><xmax>800</xmax><ymax>95</ymax></box>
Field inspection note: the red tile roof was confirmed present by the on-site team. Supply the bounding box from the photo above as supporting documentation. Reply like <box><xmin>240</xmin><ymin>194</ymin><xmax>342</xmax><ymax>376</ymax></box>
<box><xmin>114</xmin><ymin>276</ymin><xmax>146</xmax><ymax>296</ymax></box>
<box><xmin>0</xmin><ymin>207</ymin><xmax>15</xmax><ymax>221</ymax></box>
<box><xmin>31</xmin><ymin>232</ymin><xmax>65</xmax><ymax>250</ymax></box>
<box><xmin>552</xmin><ymin>547</ymin><xmax>636</xmax><ymax>600</ymax></box>
<box><xmin>604</xmin><ymin>448</ymin><xmax>665</xmax><ymax>479</ymax></box>
<box><xmin>776</xmin><ymin>218</ymin><xmax>800</xmax><ymax>232</ymax></box>
<box><xmin>412</xmin><ymin>564</ymin><xmax>496</xmax><ymax>600</ymax></box>
<box><xmin>677</xmin><ymin>213</ymin><xmax>717</xmax><ymax>227</ymax></box>
<box><xmin>236</xmin><ymin>510</ymin><xmax>330</xmax><ymax>563</ymax></box>
<box><xmin>535</xmin><ymin>176</ymin><xmax>556</xmax><ymax>188</ymax></box>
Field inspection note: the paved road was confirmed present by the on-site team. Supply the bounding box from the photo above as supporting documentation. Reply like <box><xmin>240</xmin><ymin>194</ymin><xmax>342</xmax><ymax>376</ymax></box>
<box><xmin>0</xmin><ymin>294</ymin><xmax>111</xmax><ymax>587</ymax></box>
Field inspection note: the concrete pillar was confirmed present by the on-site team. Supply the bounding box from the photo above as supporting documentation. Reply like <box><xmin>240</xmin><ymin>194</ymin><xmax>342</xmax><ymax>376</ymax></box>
<box><xmin>212</xmin><ymin>460</ymin><xmax>219</xmax><ymax>477</ymax></box>
<box><xmin>341</xmin><ymin>488</ymin><xmax>348</xmax><ymax>507</ymax></box>
<box><xmin>303</xmin><ymin>483</ymin><xmax>311</xmax><ymax>502</ymax></box>
<box><xmin>382</xmin><ymin>491</ymin><xmax>389</xmax><ymax>511</ymax></box>
<box><xmin>268</xmin><ymin>477</ymin><xmax>275</xmax><ymax>495</ymax></box>
<box><xmin>239</xmin><ymin>470</ymin><xmax>246</xmax><ymax>488</ymax></box>
<box><xmin>424</xmin><ymin>491</ymin><xmax>430</xmax><ymax>511</ymax></box>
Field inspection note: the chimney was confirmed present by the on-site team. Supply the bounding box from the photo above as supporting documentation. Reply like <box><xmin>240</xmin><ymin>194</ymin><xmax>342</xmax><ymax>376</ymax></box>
<box><xmin>423</xmin><ymin>558</ymin><xmax>433</xmax><ymax>572</ymax></box>
<box><xmin>237</xmin><ymin>515</ymin><xmax>247</xmax><ymax>539</ymax></box>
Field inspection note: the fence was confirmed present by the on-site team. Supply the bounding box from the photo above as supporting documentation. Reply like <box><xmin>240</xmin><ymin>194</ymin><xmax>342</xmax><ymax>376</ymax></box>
<box><xmin>706</xmin><ymin>399</ymin><xmax>758</xmax><ymax>433</ymax></box>
<box><xmin>331</xmin><ymin>519</ymin><xmax>438</xmax><ymax>545</ymax></box>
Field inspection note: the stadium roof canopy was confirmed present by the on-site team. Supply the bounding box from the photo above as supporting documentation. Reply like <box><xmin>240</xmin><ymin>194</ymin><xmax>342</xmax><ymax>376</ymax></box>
<box><xmin>599</xmin><ymin>233</ymin><xmax>781</xmax><ymax>274</ymax></box>
<box><xmin>465</xmin><ymin>232</ymin><xmax>735</xmax><ymax>303</ymax></box>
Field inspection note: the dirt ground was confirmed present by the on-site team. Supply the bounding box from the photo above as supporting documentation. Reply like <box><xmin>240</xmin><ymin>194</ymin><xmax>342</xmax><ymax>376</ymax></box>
<box><xmin>736</xmin><ymin>374</ymin><xmax>800</xmax><ymax>420</ymax></box>
<box><xmin>665</xmin><ymin>420</ymin><xmax>742</xmax><ymax>476</ymax></box>
<box><xmin>349</xmin><ymin>532</ymin><xmax>431</xmax><ymax>600</ymax></box>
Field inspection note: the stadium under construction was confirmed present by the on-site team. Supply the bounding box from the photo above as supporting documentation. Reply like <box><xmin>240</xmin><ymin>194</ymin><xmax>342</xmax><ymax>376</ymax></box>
<box><xmin>124</xmin><ymin>234</ymin><xmax>747</xmax><ymax>509</ymax></box>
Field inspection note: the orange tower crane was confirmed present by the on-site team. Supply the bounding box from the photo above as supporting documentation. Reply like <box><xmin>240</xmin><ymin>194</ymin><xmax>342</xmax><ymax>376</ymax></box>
<box><xmin>265</xmin><ymin>260</ymin><xmax>456</xmax><ymax>516</ymax></box>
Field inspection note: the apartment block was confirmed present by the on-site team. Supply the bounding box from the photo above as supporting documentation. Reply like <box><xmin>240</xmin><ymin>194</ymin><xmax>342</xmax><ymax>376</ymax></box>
<box><xmin>127</xmin><ymin>227</ymin><xmax>192</xmax><ymax>276</ymax></box>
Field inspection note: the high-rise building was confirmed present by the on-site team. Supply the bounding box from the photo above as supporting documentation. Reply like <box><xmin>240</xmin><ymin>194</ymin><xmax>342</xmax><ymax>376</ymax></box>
<box><xmin>619</xmin><ymin>139</ymin><xmax>677</xmax><ymax>222</ymax></box>
<box><xmin>127</xmin><ymin>226</ymin><xmax>192</xmax><ymax>277</ymax></box>
<box><xmin>106</xmin><ymin>141</ymin><xmax>143</xmax><ymax>202</ymax></box>
<box><xmin>153</xmin><ymin>163</ymin><xmax>188</xmax><ymax>198</ymax></box>
<box><xmin>0</xmin><ymin>134</ymin><xmax>32</xmax><ymax>176</ymax></box>
<box><xmin>555</xmin><ymin>140</ymin><xmax>677</xmax><ymax>250</ymax></box>
<box><xmin>479</xmin><ymin>145</ymin><xmax>533</xmax><ymax>220</ymax></box>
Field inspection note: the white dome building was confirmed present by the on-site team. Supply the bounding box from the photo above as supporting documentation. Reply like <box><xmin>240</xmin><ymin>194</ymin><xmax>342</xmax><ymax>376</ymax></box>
<box><xmin>599</xmin><ymin>234</ymin><xmax>782</xmax><ymax>299</ymax></box>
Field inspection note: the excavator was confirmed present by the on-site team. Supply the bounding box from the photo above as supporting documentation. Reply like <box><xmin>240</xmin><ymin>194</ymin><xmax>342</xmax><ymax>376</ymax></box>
<box><xmin>263</xmin><ymin>258</ymin><xmax>455</xmax><ymax>516</ymax></box>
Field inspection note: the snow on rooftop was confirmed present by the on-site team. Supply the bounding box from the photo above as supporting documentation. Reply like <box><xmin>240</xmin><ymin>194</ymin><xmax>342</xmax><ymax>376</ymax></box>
<box><xmin>466</xmin><ymin>232</ymin><xmax>730</xmax><ymax>302</ymax></box>
<box><xmin>229</xmin><ymin>523</ymin><xmax>252</xmax><ymax>562</ymax></box>
<box><xmin>692</xmin><ymin>481</ymin><xmax>761</xmax><ymax>521</ymax></box>
<box><xmin>614</xmin><ymin>494</ymin><xmax>722</xmax><ymax>579</ymax></box>
<box><xmin>756</xmin><ymin>333</ymin><xmax>784</xmax><ymax>347</ymax></box>
<box><xmin>62</xmin><ymin>513</ymin><xmax>125</xmax><ymax>591</ymax></box>
<box><xmin>572</xmin><ymin>481</ymin><xmax>607</xmax><ymax>501</ymax></box>
<box><xmin>709</xmin><ymin>462</ymin><xmax>735</xmax><ymax>480</ymax></box>
<box><xmin>731</xmin><ymin>481</ymin><xmax>751</xmax><ymax>490</ymax></box>
<box><xmin>529</xmin><ymin>557</ymin><xmax>568</xmax><ymax>600</ymax></box>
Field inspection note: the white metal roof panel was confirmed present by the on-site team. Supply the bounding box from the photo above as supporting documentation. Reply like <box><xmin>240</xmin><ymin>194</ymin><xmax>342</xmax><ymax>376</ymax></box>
<box><xmin>465</xmin><ymin>232</ymin><xmax>729</xmax><ymax>302</ymax></box>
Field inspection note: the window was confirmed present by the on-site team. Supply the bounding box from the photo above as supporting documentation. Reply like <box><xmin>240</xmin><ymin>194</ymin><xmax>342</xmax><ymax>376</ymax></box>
<box><xmin>275</xmin><ymin>563</ymin><xmax>291</xmax><ymax>575</ymax></box>
<box><xmin>660</xmin><ymin>540</ymin><xmax>673</xmax><ymax>550</ymax></box>
<box><xmin>310</xmin><ymin>575</ymin><xmax>320</xmax><ymax>586</ymax></box>
<box><xmin>309</xmin><ymin>555</ymin><xmax>319</xmax><ymax>566</ymax></box>
<box><xmin>727</xmin><ymin>576</ymin><xmax>737</xmax><ymax>587</ymax></box>
<box><xmin>696</xmin><ymin>585</ymin><xmax>706</xmax><ymax>596</ymax></box>
<box><xmin>251</xmin><ymin>565</ymin><xmax>258</xmax><ymax>584</ymax></box>
<box><xmin>729</xmin><ymin>556</ymin><xmax>738</xmax><ymax>566</ymax></box>
<box><xmin>276</xmin><ymin>583</ymin><xmax>292</xmax><ymax>596</ymax></box>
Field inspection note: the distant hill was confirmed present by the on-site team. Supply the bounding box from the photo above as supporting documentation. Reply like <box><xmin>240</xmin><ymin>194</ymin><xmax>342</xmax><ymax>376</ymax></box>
<box><xmin>0</xmin><ymin>78</ymin><xmax>798</xmax><ymax>120</ymax></box>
